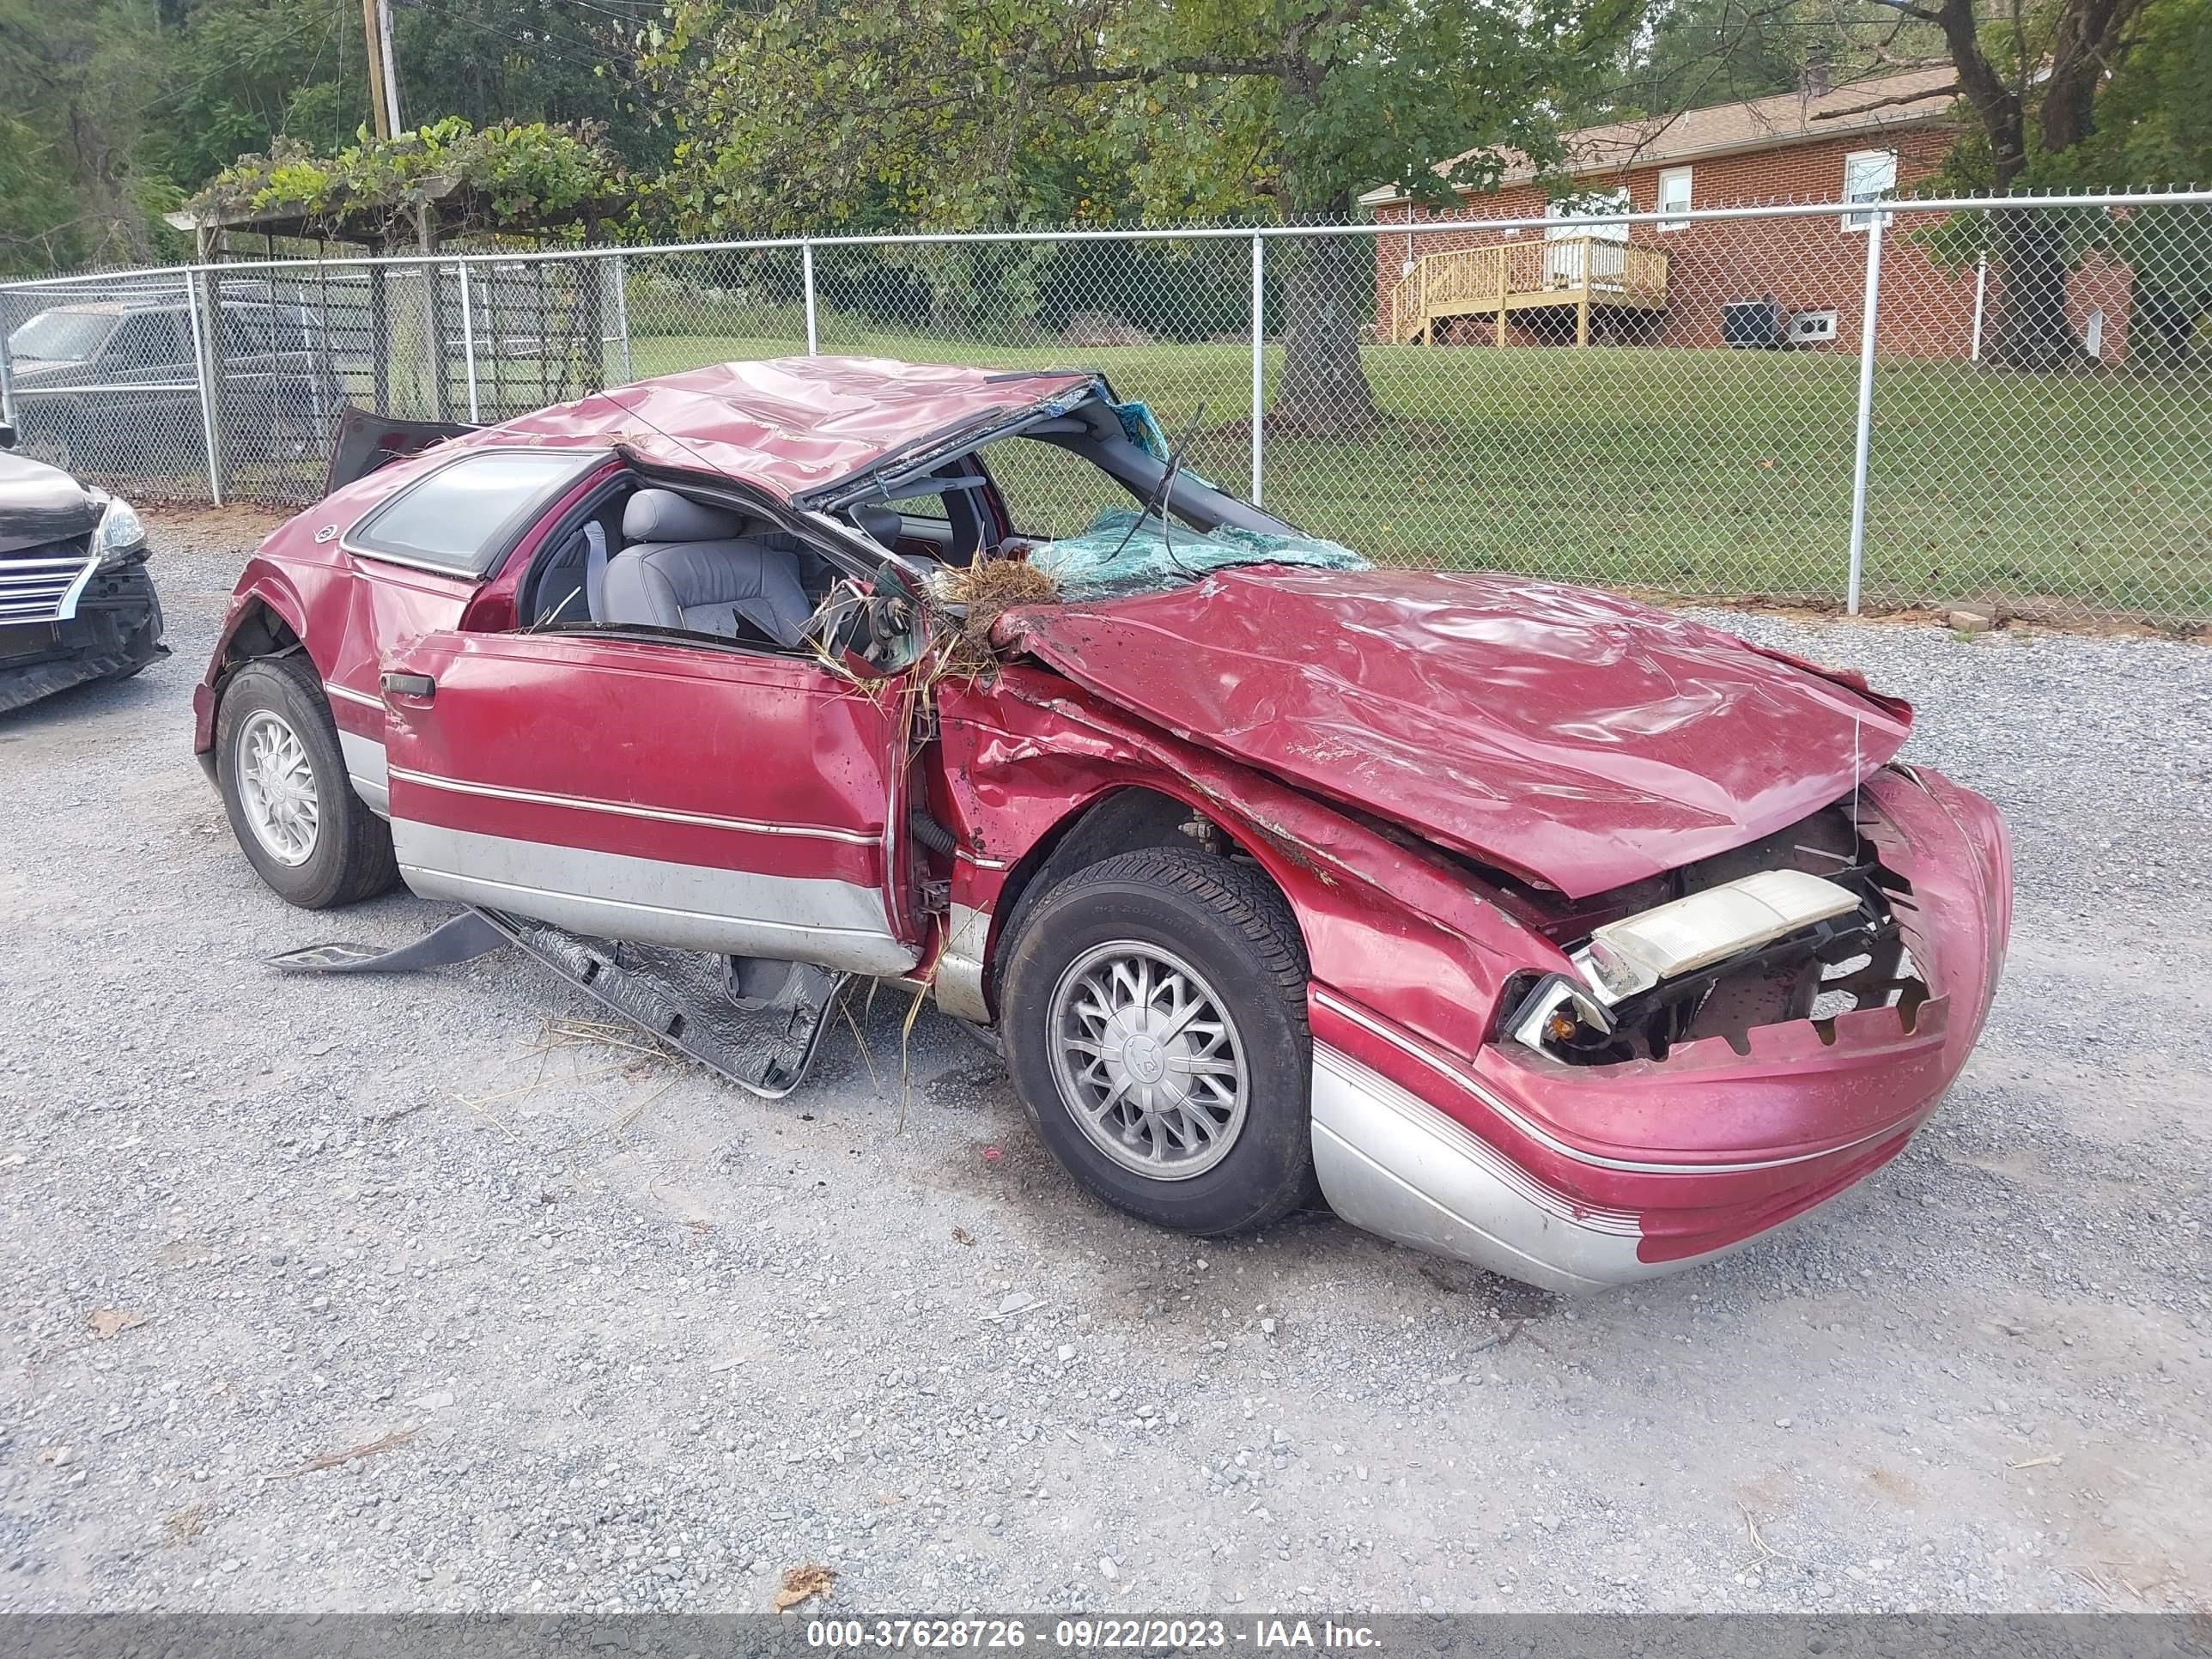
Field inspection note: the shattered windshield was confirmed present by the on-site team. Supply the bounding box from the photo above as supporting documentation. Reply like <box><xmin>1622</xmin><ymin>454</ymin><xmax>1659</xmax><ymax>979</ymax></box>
<box><xmin>1026</xmin><ymin>506</ymin><xmax>1369</xmax><ymax>600</ymax></box>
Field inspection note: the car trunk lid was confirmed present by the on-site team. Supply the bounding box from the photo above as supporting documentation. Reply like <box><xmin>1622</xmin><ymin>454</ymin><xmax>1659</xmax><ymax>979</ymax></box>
<box><xmin>997</xmin><ymin>567</ymin><xmax>1911</xmax><ymax>899</ymax></box>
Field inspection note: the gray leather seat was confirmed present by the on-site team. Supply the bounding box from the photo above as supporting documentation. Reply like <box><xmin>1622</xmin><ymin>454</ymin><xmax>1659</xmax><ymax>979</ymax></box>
<box><xmin>602</xmin><ymin>489</ymin><xmax>812</xmax><ymax>647</ymax></box>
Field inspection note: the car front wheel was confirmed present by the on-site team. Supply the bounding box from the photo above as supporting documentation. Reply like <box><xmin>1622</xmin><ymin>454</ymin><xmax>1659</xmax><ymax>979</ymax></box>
<box><xmin>1000</xmin><ymin>846</ymin><xmax>1317</xmax><ymax>1237</ymax></box>
<box><xmin>216</xmin><ymin>654</ymin><xmax>398</xmax><ymax>908</ymax></box>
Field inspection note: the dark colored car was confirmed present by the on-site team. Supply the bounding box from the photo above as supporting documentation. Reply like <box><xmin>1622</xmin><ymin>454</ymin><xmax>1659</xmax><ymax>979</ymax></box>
<box><xmin>191</xmin><ymin>358</ymin><xmax>2009</xmax><ymax>1291</ymax></box>
<box><xmin>0</xmin><ymin>420</ymin><xmax>164</xmax><ymax>712</ymax></box>
<box><xmin>5</xmin><ymin>295</ymin><xmax>340</xmax><ymax>473</ymax></box>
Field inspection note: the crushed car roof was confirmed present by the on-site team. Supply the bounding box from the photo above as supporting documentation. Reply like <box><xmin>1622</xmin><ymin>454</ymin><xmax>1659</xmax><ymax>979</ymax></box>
<box><xmin>476</xmin><ymin>356</ymin><xmax>1098</xmax><ymax>501</ymax></box>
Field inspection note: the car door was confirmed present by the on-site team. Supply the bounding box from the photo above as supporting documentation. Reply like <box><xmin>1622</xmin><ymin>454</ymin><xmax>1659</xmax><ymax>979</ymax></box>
<box><xmin>376</xmin><ymin>622</ymin><xmax>921</xmax><ymax>979</ymax></box>
<box><xmin>97</xmin><ymin>312</ymin><xmax>195</xmax><ymax>452</ymax></box>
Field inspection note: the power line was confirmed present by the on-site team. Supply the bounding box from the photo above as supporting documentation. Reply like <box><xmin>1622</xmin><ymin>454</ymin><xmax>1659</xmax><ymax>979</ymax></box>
<box><xmin>543</xmin><ymin>0</ymin><xmax>665</xmax><ymax>24</ymax></box>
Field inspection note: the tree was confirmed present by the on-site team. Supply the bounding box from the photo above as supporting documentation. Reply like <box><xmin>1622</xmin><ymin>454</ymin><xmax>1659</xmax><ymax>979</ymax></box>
<box><xmin>1579</xmin><ymin>0</ymin><xmax>1943</xmax><ymax>122</ymax></box>
<box><xmin>1863</xmin><ymin>0</ymin><xmax>2160</xmax><ymax>365</ymax></box>
<box><xmin>0</xmin><ymin>0</ymin><xmax>676</xmax><ymax>276</ymax></box>
<box><xmin>0</xmin><ymin>0</ymin><xmax>178</xmax><ymax>270</ymax></box>
<box><xmin>647</xmin><ymin>0</ymin><xmax>1644</xmax><ymax>430</ymax></box>
<box><xmin>2050</xmin><ymin>0</ymin><xmax>2212</xmax><ymax>363</ymax></box>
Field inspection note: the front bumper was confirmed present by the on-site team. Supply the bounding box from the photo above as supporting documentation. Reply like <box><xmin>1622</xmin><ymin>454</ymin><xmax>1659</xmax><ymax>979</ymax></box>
<box><xmin>1307</xmin><ymin>765</ymin><xmax>2010</xmax><ymax>1292</ymax></box>
<box><xmin>0</xmin><ymin>560</ymin><xmax>166</xmax><ymax>714</ymax></box>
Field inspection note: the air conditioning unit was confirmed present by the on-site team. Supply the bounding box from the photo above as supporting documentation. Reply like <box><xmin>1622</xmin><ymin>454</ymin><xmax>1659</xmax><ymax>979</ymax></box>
<box><xmin>1722</xmin><ymin>300</ymin><xmax>1782</xmax><ymax>348</ymax></box>
<box><xmin>1785</xmin><ymin>309</ymin><xmax>1840</xmax><ymax>347</ymax></box>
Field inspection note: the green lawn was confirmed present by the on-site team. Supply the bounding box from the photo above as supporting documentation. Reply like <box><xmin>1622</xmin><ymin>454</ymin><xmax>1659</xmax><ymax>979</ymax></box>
<box><xmin>627</xmin><ymin>325</ymin><xmax>2212</xmax><ymax>622</ymax></box>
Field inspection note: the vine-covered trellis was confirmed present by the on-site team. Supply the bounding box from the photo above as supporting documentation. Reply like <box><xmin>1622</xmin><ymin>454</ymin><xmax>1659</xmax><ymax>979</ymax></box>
<box><xmin>166</xmin><ymin>120</ymin><xmax>639</xmax><ymax>426</ymax></box>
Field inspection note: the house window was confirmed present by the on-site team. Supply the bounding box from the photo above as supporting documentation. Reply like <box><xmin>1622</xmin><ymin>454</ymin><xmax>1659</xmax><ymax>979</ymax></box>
<box><xmin>1545</xmin><ymin>187</ymin><xmax>1631</xmax><ymax>242</ymax></box>
<box><xmin>1842</xmin><ymin>149</ymin><xmax>1898</xmax><ymax>231</ymax></box>
<box><xmin>1657</xmin><ymin>167</ymin><xmax>1692</xmax><ymax>232</ymax></box>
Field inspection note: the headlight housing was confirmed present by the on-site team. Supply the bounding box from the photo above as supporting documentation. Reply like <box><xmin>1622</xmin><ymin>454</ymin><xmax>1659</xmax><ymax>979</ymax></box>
<box><xmin>94</xmin><ymin>497</ymin><xmax>147</xmax><ymax>568</ymax></box>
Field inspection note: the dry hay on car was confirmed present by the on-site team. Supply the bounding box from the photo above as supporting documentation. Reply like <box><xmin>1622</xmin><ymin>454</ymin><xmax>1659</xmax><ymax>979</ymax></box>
<box><xmin>933</xmin><ymin>558</ymin><xmax>1061</xmax><ymax>675</ymax></box>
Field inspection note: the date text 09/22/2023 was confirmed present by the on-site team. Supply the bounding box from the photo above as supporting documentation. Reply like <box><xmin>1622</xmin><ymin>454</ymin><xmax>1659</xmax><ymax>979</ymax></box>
<box><xmin>804</xmin><ymin>1620</ymin><xmax>1382</xmax><ymax>1650</ymax></box>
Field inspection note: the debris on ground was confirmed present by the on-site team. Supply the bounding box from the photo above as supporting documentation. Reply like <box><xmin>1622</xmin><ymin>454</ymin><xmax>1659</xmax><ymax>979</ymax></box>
<box><xmin>88</xmin><ymin>1308</ymin><xmax>147</xmax><ymax>1339</ymax></box>
<box><xmin>289</xmin><ymin>1426</ymin><xmax>417</xmax><ymax>1476</ymax></box>
<box><xmin>772</xmin><ymin>1563</ymin><xmax>836</xmax><ymax>1610</ymax></box>
<box><xmin>162</xmin><ymin>1506</ymin><xmax>207</xmax><ymax>1545</ymax></box>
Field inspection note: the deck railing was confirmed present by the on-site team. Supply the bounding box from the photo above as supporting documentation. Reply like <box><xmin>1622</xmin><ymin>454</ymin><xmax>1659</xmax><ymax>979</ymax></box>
<box><xmin>1383</xmin><ymin>237</ymin><xmax>1671</xmax><ymax>343</ymax></box>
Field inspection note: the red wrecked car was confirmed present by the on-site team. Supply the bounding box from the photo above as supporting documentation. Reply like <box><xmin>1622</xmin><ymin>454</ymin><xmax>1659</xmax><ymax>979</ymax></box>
<box><xmin>193</xmin><ymin>358</ymin><xmax>2009</xmax><ymax>1292</ymax></box>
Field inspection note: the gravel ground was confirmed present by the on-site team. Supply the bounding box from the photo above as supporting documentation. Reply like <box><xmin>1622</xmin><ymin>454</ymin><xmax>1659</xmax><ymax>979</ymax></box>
<box><xmin>1</xmin><ymin>507</ymin><xmax>2207</xmax><ymax>1616</ymax></box>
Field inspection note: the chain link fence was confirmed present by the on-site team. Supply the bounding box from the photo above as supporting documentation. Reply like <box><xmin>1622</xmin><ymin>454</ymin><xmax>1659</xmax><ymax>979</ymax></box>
<box><xmin>4</xmin><ymin>192</ymin><xmax>2207</xmax><ymax>624</ymax></box>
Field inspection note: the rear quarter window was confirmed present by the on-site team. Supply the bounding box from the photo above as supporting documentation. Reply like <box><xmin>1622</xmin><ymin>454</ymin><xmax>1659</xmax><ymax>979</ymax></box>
<box><xmin>348</xmin><ymin>449</ymin><xmax>605</xmax><ymax>578</ymax></box>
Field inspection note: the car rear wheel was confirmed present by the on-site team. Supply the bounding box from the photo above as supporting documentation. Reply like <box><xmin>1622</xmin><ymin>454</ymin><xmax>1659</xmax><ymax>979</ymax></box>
<box><xmin>1000</xmin><ymin>846</ymin><xmax>1317</xmax><ymax>1237</ymax></box>
<box><xmin>216</xmin><ymin>654</ymin><xmax>398</xmax><ymax>909</ymax></box>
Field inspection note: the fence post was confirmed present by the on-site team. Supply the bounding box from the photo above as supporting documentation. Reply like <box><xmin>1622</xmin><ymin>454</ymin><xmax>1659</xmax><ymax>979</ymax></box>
<box><xmin>1969</xmin><ymin>253</ymin><xmax>1988</xmax><ymax>362</ymax></box>
<box><xmin>0</xmin><ymin>322</ymin><xmax>16</xmax><ymax>433</ymax></box>
<box><xmin>609</xmin><ymin>252</ymin><xmax>633</xmax><ymax>387</ymax></box>
<box><xmin>1249</xmin><ymin>234</ymin><xmax>1265</xmax><ymax>506</ymax></box>
<box><xmin>456</xmin><ymin>258</ymin><xmax>480</xmax><ymax>423</ymax></box>
<box><xmin>1844</xmin><ymin>212</ymin><xmax>1885</xmax><ymax>616</ymax></box>
<box><xmin>184</xmin><ymin>267</ymin><xmax>226</xmax><ymax>507</ymax></box>
<box><xmin>802</xmin><ymin>241</ymin><xmax>819</xmax><ymax>356</ymax></box>
<box><xmin>425</xmin><ymin>263</ymin><xmax>451</xmax><ymax>422</ymax></box>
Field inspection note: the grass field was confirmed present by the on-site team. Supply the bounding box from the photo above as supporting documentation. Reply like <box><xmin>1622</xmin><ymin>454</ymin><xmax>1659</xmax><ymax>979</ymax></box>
<box><xmin>109</xmin><ymin>311</ymin><xmax>2205</xmax><ymax>622</ymax></box>
<box><xmin>623</xmin><ymin>324</ymin><xmax>2212</xmax><ymax>620</ymax></box>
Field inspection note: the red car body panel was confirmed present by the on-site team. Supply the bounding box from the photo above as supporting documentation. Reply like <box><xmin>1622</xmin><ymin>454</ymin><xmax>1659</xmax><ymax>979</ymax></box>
<box><xmin>935</xmin><ymin>665</ymin><xmax>1555</xmax><ymax>1056</ymax></box>
<box><xmin>380</xmin><ymin>633</ymin><xmax>901</xmax><ymax>886</ymax></box>
<box><xmin>999</xmin><ymin>569</ymin><xmax>1913</xmax><ymax>898</ymax></box>
<box><xmin>939</xmin><ymin>670</ymin><xmax>2007</xmax><ymax>1281</ymax></box>
<box><xmin>191</xmin><ymin>358</ymin><xmax>2012</xmax><ymax>1292</ymax></box>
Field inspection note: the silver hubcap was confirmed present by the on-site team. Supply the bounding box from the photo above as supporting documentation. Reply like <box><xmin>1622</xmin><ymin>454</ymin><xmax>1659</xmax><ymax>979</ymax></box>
<box><xmin>235</xmin><ymin>709</ymin><xmax>319</xmax><ymax>866</ymax></box>
<box><xmin>1048</xmin><ymin>942</ymin><xmax>1248</xmax><ymax>1181</ymax></box>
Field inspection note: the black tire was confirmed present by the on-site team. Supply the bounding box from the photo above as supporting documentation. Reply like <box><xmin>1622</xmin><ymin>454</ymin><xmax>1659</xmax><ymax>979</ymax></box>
<box><xmin>215</xmin><ymin>654</ymin><xmax>398</xmax><ymax>908</ymax></box>
<box><xmin>1000</xmin><ymin>846</ymin><xmax>1316</xmax><ymax>1237</ymax></box>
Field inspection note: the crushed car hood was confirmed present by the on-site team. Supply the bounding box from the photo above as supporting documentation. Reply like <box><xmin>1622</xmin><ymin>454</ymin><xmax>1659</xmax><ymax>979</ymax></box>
<box><xmin>0</xmin><ymin>450</ymin><xmax>100</xmax><ymax>554</ymax></box>
<box><xmin>999</xmin><ymin>568</ymin><xmax>1911</xmax><ymax>899</ymax></box>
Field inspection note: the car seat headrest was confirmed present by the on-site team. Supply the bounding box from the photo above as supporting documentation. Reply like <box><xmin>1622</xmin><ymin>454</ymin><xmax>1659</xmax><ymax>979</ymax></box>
<box><xmin>623</xmin><ymin>489</ymin><xmax>744</xmax><ymax>544</ymax></box>
<box><xmin>852</xmin><ymin>504</ymin><xmax>903</xmax><ymax>548</ymax></box>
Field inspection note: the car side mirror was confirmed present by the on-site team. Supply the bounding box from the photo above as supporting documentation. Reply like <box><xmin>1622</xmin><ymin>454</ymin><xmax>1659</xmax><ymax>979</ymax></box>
<box><xmin>852</xmin><ymin>584</ymin><xmax>925</xmax><ymax>677</ymax></box>
<box><xmin>0</xmin><ymin>423</ymin><xmax>15</xmax><ymax>452</ymax></box>
<box><xmin>817</xmin><ymin>566</ymin><xmax>925</xmax><ymax>679</ymax></box>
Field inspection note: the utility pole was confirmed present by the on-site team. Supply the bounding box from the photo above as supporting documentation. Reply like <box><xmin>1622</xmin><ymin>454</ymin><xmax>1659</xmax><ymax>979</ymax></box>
<box><xmin>360</xmin><ymin>0</ymin><xmax>402</xmax><ymax>138</ymax></box>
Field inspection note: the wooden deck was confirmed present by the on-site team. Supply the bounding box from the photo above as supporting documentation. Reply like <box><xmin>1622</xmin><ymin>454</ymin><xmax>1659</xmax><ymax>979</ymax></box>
<box><xmin>1382</xmin><ymin>237</ymin><xmax>1670</xmax><ymax>347</ymax></box>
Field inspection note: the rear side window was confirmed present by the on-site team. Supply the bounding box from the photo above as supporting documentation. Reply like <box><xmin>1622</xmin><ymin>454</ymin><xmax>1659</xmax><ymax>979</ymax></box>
<box><xmin>349</xmin><ymin>449</ymin><xmax>605</xmax><ymax>577</ymax></box>
<box><xmin>109</xmin><ymin>313</ymin><xmax>188</xmax><ymax>368</ymax></box>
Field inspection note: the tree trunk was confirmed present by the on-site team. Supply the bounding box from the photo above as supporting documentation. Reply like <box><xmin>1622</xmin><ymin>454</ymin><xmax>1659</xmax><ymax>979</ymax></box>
<box><xmin>1273</xmin><ymin>192</ymin><xmax>1382</xmax><ymax>434</ymax></box>
<box><xmin>1988</xmin><ymin>210</ymin><xmax>2081</xmax><ymax>370</ymax></box>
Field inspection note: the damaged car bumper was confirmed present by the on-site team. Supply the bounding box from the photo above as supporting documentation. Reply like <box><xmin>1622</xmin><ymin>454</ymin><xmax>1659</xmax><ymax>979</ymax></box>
<box><xmin>1303</xmin><ymin>766</ymin><xmax>2009</xmax><ymax>1293</ymax></box>
<box><xmin>0</xmin><ymin>556</ymin><xmax>166</xmax><ymax>714</ymax></box>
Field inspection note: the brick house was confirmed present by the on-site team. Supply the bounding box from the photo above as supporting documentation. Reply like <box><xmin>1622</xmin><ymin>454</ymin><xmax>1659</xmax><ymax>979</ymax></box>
<box><xmin>1360</xmin><ymin>64</ymin><xmax>2135</xmax><ymax>360</ymax></box>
